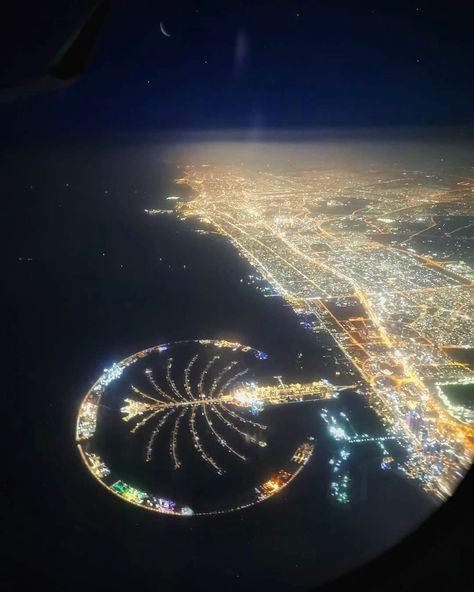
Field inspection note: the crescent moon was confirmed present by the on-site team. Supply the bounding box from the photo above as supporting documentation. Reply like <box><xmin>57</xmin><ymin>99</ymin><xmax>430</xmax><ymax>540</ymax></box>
<box><xmin>160</xmin><ymin>21</ymin><xmax>171</xmax><ymax>38</ymax></box>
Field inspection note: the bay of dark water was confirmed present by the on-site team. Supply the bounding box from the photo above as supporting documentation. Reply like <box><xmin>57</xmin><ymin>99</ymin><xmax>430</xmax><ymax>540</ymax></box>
<box><xmin>3</xmin><ymin>140</ymin><xmax>436</xmax><ymax>591</ymax></box>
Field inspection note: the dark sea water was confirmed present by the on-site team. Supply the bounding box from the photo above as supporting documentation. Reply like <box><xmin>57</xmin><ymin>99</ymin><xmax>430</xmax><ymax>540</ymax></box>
<box><xmin>4</xmin><ymin>140</ymin><xmax>437</xmax><ymax>591</ymax></box>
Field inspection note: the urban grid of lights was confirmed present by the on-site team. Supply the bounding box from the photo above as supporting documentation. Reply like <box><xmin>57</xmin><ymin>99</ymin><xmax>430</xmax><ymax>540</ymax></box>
<box><xmin>162</xmin><ymin>163</ymin><xmax>474</xmax><ymax>500</ymax></box>
<box><xmin>76</xmin><ymin>162</ymin><xmax>473</xmax><ymax>516</ymax></box>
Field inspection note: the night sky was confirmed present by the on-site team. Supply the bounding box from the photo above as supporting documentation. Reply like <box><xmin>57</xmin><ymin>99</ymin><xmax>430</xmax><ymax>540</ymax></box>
<box><xmin>1</xmin><ymin>0</ymin><xmax>474</xmax><ymax>137</ymax></box>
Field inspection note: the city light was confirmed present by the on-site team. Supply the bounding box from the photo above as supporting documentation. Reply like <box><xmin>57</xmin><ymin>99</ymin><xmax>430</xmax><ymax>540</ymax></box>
<box><xmin>165</xmin><ymin>164</ymin><xmax>474</xmax><ymax>500</ymax></box>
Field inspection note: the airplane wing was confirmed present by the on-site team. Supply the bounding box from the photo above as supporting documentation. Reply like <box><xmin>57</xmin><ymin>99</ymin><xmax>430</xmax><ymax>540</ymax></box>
<box><xmin>0</xmin><ymin>0</ymin><xmax>113</xmax><ymax>103</ymax></box>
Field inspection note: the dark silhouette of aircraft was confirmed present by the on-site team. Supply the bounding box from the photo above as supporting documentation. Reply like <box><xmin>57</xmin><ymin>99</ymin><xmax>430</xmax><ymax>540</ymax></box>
<box><xmin>0</xmin><ymin>0</ymin><xmax>112</xmax><ymax>102</ymax></box>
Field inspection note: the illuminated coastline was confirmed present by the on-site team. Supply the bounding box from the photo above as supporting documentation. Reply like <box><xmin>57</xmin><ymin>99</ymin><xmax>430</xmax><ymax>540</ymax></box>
<box><xmin>76</xmin><ymin>164</ymin><xmax>473</xmax><ymax>515</ymax></box>
<box><xmin>168</xmin><ymin>164</ymin><xmax>474</xmax><ymax>500</ymax></box>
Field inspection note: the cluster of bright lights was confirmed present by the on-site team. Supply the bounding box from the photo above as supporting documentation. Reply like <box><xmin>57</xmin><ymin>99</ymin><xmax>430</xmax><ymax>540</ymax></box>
<box><xmin>170</xmin><ymin>164</ymin><xmax>473</xmax><ymax>500</ymax></box>
<box><xmin>76</xmin><ymin>339</ymin><xmax>347</xmax><ymax>515</ymax></box>
<box><xmin>322</xmin><ymin>408</ymin><xmax>403</xmax><ymax>503</ymax></box>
